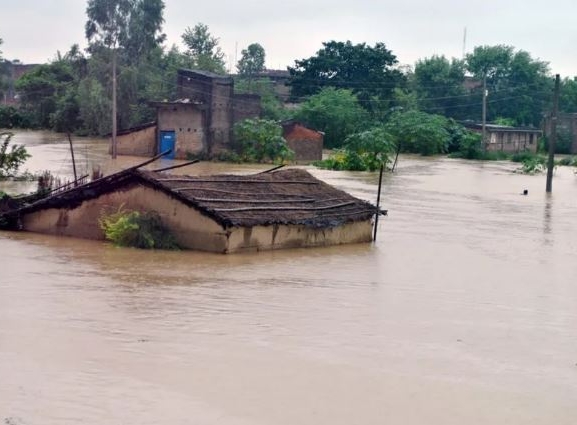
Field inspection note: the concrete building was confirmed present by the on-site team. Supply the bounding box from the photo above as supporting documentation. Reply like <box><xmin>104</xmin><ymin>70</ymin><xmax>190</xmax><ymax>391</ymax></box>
<box><xmin>462</xmin><ymin>122</ymin><xmax>541</xmax><ymax>153</ymax></box>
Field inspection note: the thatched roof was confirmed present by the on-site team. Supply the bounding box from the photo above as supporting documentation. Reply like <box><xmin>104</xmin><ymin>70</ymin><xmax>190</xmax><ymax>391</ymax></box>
<box><xmin>1</xmin><ymin>167</ymin><xmax>378</xmax><ymax>229</ymax></box>
<box><xmin>138</xmin><ymin>168</ymin><xmax>376</xmax><ymax>227</ymax></box>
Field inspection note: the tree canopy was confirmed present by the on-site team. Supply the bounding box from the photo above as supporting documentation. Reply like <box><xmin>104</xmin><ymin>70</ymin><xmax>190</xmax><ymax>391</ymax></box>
<box><xmin>412</xmin><ymin>55</ymin><xmax>471</xmax><ymax>119</ymax></box>
<box><xmin>237</xmin><ymin>43</ymin><xmax>265</xmax><ymax>77</ymax></box>
<box><xmin>181</xmin><ymin>23</ymin><xmax>226</xmax><ymax>74</ymax></box>
<box><xmin>293</xmin><ymin>87</ymin><xmax>369</xmax><ymax>148</ymax></box>
<box><xmin>288</xmin><ymin>41</ymin><xmax>405</xmax><ymax>111</ymax></box>
<box><xmin>465</xmin><ymin>45</ymin><xmax>552</xmax><ymax>126</ymax></box>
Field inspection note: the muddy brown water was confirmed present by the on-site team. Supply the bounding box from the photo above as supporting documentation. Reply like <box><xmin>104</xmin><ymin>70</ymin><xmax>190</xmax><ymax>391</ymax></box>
<box><xmin>1</xmin><ymin>131</ymin><xmax>577</xmax><ymax>424</ymax></box>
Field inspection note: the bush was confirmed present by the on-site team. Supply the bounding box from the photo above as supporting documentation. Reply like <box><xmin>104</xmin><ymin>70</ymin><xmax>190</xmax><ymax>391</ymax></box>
<box><xmin>314</xmin><ymin>127</ymin><xmax>394</xmax><ymax>171</ymax></box>
<box><xmin>511</xmin><ymin>151</ymin><xmax>539</xmax><ymax>163</ymax></box>
<box><xmin>233</xmin><ymin>118</ymin><xmax>294</xmax><ymax>163</ymax></box>
<box><xmin>99</xmin><ymin>208</ymin><xmax>179</xmax><ymax>250</ymax></box>
<box><xmin>556</xmin><ymin>156</ymin><xmax>577</xmax><ymax>167</ymax></box>
<box><xmin>384</xmin><ymin>110</ymin><xmax>450</xmax><ymax>156</ymax></box>
<box><xmin>0</xmin><ymin>106</ymin><xmax>33</xmax><ymax>128</ymax></box>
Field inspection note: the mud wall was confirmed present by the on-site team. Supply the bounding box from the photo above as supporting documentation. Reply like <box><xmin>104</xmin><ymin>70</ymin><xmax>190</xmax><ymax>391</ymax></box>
<box><xmin>116</xmin><ymin>125</ymin><xmax>157</xmax><ymax>157</ymax></box>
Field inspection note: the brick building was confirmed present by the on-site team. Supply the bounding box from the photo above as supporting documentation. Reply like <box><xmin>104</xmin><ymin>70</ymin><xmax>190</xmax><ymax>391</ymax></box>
<box><xmin>281</xmin><ymin>120</ymin><xmax>324</xmax><ymax>162</ymax></box>
<box><xmin>118</xmin><ymin>69</ymin><xmax>262</xmax><ymax>158</ymax></box>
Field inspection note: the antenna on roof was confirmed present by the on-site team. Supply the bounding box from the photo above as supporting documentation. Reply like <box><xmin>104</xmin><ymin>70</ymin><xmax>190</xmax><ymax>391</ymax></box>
<box><xmin>462</xmin><ymin>27</ymin><xmax>467</xmax><ymax>59</ymax></box>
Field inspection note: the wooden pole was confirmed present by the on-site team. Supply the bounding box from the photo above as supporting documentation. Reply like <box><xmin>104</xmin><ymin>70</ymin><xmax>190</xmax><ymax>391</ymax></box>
<box><xmin>391</xmin><ymin>141</ymin><xmax>401</xmax><ymax>172</ymax></box>
<box><xmin>67</xmin><ymin>133</ymin><xmax>78</xmax><ymax>186</ymax></box>
<box><xmin>546</xmin><ymin>74</ymin><xmax>560</xmax><ymax>193</ymax></box>
<box><xmin>373</xmin><ymin>163</ymin><xmax>384</xmax><ymax>242</ymax></box>
<box><xmin>152</xmin><ymin>159</ymin><xmax>200</xmax><ymax>173</ymax></box>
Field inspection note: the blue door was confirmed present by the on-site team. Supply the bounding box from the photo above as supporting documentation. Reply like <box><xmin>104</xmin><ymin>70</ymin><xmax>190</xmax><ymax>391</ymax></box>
<box><xmin>159</xmin><ymin>130</ymin><xmax>176</xmax><ymax>159</ymax></box>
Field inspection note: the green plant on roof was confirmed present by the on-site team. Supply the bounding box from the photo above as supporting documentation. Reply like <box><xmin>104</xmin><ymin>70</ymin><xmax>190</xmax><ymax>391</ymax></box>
<box><xmin>99</xmin><ymin>206</ymin><xmax>179</xmax><ymax>250</ymax></box>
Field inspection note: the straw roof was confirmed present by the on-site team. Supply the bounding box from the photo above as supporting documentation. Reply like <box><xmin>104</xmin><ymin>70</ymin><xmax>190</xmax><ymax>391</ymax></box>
<box><xmin>2</xmin><ymin>168</ymin><xmax>378</xmax><ymax>229</ymax></box>
<box><xmin>138</xmin><ymin>168</ymin><xmax>376</xmax><ymax>228</ymax></box>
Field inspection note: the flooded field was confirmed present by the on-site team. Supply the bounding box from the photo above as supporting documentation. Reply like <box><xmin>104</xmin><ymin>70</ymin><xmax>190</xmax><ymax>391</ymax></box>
<box><xmin>1</xmin><ymin>131</ymin><xmax>577</xmax><ymax>424</ymax></box>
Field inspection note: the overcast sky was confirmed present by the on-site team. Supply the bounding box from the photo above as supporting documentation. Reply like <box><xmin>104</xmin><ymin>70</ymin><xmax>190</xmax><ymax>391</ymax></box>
<box><xmin>2</xmin><ymin>0</ymin><xmax>576</xmax><ymax>76</ymax></box>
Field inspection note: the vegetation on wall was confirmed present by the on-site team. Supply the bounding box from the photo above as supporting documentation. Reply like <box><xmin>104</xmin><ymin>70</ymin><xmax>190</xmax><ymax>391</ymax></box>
<box><xmin>99</xmin><ymin>207</ymin><xmax>179</xmax><ymax>250</ymax></box>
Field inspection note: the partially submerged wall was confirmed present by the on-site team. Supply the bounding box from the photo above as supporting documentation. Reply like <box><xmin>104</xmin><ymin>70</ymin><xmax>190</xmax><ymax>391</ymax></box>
<box><xmin>226</xmin><ymin>220</ymin><xmax>373</xmax><ymax>253</ymax></box>
<box><xmin>486</xmin><ymin>131</ymin><xmax>539</xmax><ymax>153</ymax></box>
<box><xmin>116</xmin><ymin>125</ymin><xmax>157</xmax><ymax>157</ymax></box>
<box><xmin>157</xmin><ymin>104</ymin><xmax>206</xmax><ymax>158</ymax></box>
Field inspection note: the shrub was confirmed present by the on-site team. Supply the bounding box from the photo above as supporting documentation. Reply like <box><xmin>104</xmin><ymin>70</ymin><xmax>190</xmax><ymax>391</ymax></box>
<box><xmin>314</xmin><ymin>127</ymin><xmax>394</xmax><ymax>171</ymax></box>
<box><xmin>233</xmin><ymin>118</ymin><xmax>294</xmax><ymax>163</ymax></box>
<box><xmin>99</xmin><ymin>208</ymin><xmax>179</xmax><ymax>250</ymax></box>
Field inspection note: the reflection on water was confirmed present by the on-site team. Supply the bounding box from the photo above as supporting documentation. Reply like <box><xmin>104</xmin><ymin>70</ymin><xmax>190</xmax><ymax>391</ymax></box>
<box><xmin>1</xmin><ymin>132</ymin><xmax>577</xmax><ymax>424</ymax></box>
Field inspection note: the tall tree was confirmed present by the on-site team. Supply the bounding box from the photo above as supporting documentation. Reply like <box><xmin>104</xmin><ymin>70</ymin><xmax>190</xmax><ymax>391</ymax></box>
<box><xmin>237</xmin><ymin>43</ymin><xmax>265</xmax><ymax>77</ymax></box>
<box><xmin>181</xmin><ymin>23</ymin><xmax>226</xmax><ymax>74</ymax></box>
<box><xmin>560</xmin><ymin>77</ymin><xmax>577</xmax><ymax>113</ymax></box>
<box><xmin>294</xmin><ymin>87</ymin><xmax>369</xmax><ymax>148</ymax></box>
<box><xmin>85</xmin><ymin>0</ymin><xmax>165</xmax><ymax>157</ymax></box>
<box><xmin>288</xmin><ymin>41</ymin><xmax>404</xmax><ymax>113</ymax></box>
<box><xmin>466</xmin><ymin>45</ymin><xmax>551</xmax><ymax>126</ymax></box>
<box><xmin>412</xmin><ymin>55</ymin><xmax>471</xmax><ymax>119</ymax></box>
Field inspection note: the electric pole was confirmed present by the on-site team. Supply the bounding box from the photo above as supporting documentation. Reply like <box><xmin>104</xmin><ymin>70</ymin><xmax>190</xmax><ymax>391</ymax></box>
<box><xmin>482</xmin><ymin>73</ymin><xmax>487</xmax><ymax>151</ymax></box>
<box><xmin>546</xmin><ymin>74</ymin><xmax>560</xmax><ymax>193</ymax></box>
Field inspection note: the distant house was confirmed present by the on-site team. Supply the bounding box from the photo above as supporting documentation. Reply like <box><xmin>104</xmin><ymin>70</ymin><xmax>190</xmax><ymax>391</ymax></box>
<box><xmin>281</xmin><ymin>120</ymin><xmax>324</xmax><ymax>162</ymax></box>
<box><xmin>1</xmin><ymin>168</ymin><xmax>377</xmax><ymax>253</ymax></box>
<box><xmin>461</xmin><ymin>122</ymin><xmax>541</xmax><ymax>153</ymax></box>
<box><xmin>1</xmin><ymin>61</ymin><xmax>39</xmax><ymax>105</ymax></box>
<box><xmin>116</xmin><ymin>69</ymin><xmax>262</xmax><ymax>159</ymax></box>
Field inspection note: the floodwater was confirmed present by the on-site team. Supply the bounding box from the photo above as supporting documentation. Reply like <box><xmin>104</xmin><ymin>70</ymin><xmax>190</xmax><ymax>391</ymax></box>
<box><xmin>1</xmin><ymin>131</ymin><xmax>577</xmax><ymax>424</ymax></box>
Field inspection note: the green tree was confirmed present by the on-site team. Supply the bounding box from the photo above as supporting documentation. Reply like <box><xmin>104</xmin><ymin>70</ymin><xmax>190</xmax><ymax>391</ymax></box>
<box><xmin>237</xmin><ymin>43</ymin><xmax>265</xmax><ymax>78</ymax></box>
<box><xmin>181</xmin><ymin>23</ymin><xmax>226</xmax><ymax>74</ymax></box>
<box><xmin>293</xmin><ymin>87</ymin><xmax>369</xmax><ymax>148</ymax></box>
<box><xmin>122</xmin><ymin>0</ymin><xmax>166</xmax><ymax>63</ymax></box>
<box><xmin>0</xmin><ymin>132</ymin><xmax>30</xmax><ymax>178</ymax></box>
<box><xmin>465</xmin><ymin>45</ymin><xmax>551</xmax><ymax>126</ymax></box>
<box><xmin>16</xmin><ymin>60</ymin><xmax>75</xmax><ymax>128</ymax></box>
<box><xmin>233</xmin><ymin>118</ymin><xmax>293</xmax><ymax>163</ymax></box>
<box><xmin>86</xmin><ymin>0</ymin><xmax>165</xmax><ymax>156</ymax></box>
<box><xmin>559</xmin><ymin>77</ymin><xmax>577</xmax><ymax>113</ymax></box>
<box><xmin>413</xmin><ymin>55</ymin><xmax>471</xmax><ymax>118</ymax></box>
<box><xmin>288</xmin><ymin>41</ymin><xmax>404</xmax><ymax>112</ymax></box>
<box><xmin>384</xmin><ymin>110</ymin><xmax>451</xmax><ymax>155</ymax></box>
<box><xmin>317</xmin><ymin>127</ymin><xmax>394</xmax><ymax>171</ymax></box>
<box><xmin>0</xmin><ymin>38</ymin><xmax>9</xmax><ymax>101</ymax></box>
<box><xmin>234</xmin><ymin>78</ymin><xmax>287</xmax><ymax>120</ymax></box>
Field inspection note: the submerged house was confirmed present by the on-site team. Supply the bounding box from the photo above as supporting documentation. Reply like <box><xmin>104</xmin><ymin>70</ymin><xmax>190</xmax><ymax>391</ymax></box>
<box><xmin>1</xmin><ymin>166</ymin><xmax>378</xmax><ymax>253</ymax></box>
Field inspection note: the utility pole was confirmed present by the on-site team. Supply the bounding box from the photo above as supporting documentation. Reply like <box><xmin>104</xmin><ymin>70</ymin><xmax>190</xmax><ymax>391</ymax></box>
<box><xmin>482</xmin><ymin>73</ymin><xmax>487</xmax><ymax>152</ymax></box>
<box><xmin>546</xmin><ymin>74</ymin><xmax>560</xmax><ymax>193</ymax></box>
<box><xmin>111</xmin><ymin>49</ymin><xmax>117</xmax><ymax>159</ymax></box>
